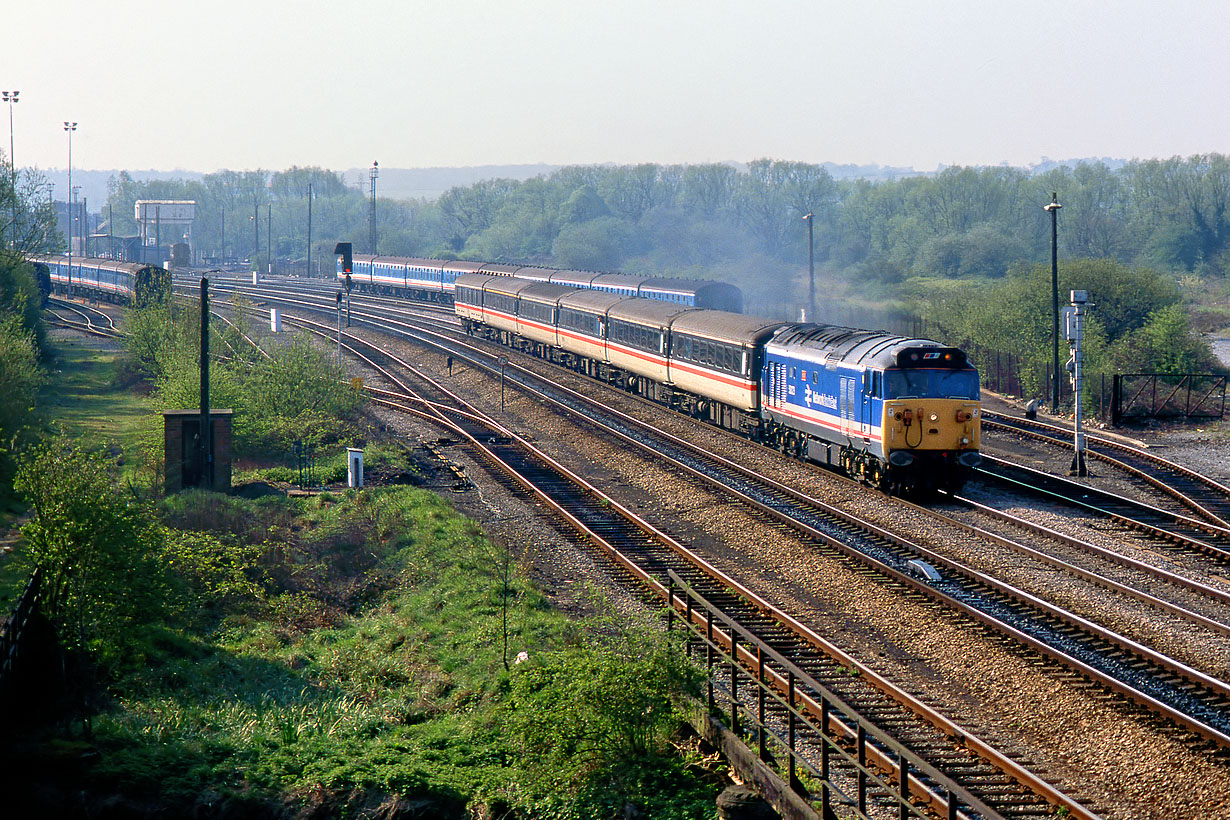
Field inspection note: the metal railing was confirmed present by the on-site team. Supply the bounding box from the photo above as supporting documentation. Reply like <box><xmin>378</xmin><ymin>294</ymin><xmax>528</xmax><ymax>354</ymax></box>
<box><xmin>665</xmin><ymin>571</ymin><xmax>1002</xmax><ymax>820</ymax></box>
<box><xmin>0</xmin><ymin>568</ymin><xmax>50</xmax><ymax>711</ymax></box>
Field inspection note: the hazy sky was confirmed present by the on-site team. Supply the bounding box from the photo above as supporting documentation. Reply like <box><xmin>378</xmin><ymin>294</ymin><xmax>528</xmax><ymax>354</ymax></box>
<box><xmin>5</xmin><ymin>0</ymin><xmax>1228</xmax><ymax>174</ymax></box>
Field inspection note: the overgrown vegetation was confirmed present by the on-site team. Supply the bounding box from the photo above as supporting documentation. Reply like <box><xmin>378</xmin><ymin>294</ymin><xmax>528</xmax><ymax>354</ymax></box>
<box><xmin>9</xmin><ymin>438</ymin><xmax>719</xmax><ymax>817</ymax></box>
<box><xmin>121</xmin><ymin>296</ymin><xmax>365</xmax><ymax>458</ymax></box>
<box><xmin>918</xmin><ymin>258</ymin><xmax>1221</xmax><ymax>396</ymax></box>
<box><xmin>0</xmin><ymin>253</ymin><xmax>47</xmax><ymax>503</ymax></box>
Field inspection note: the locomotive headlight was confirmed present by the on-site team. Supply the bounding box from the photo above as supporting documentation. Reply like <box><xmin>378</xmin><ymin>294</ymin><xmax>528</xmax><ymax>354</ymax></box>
<box><xmin>929</xmin><ymin>412</ymin><xmax>939</xmax><ymax>423</ymax></box>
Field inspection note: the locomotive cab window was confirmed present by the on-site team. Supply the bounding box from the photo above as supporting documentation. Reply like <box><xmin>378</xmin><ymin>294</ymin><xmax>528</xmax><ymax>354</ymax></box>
<box><xmin>886</xmin><ymin>368</ymin><xmax>980</xmax><ymax>400</ymax></box>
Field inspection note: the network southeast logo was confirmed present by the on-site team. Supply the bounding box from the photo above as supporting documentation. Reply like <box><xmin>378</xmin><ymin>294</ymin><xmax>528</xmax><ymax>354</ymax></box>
<box><xmin>804</xmin><ymin>385</ymin><xmax>838</xmax><ymax>410</ymax></box>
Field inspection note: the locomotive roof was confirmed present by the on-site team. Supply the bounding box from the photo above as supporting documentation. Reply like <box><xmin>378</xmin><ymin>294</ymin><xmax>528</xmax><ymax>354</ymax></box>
<box><xmin>669</xmin><ymin>310</ymin><xmax>786</xmax><ymax>345</ymax></box>
<box><xmin>607</xmin><ymin>299</ymin><xmax>695</xmax><ymax>327</ymax></box>
<box><xmin>767</xmin><ymin>324</ymin><xmax>951</xmax><ymax>367</ymax></box>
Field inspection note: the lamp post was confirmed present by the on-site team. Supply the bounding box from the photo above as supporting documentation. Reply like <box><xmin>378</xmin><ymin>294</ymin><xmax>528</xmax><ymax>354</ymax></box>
<box><xmin>3</xmin><ymin>91</ymin><xmax>17</xmax><ymax>248</ymax></box>
<box><xmin>802</xmin><ymin>211</ymin><xmax>815</xmax><ymax>321</ymax></box>
<box><xmin>369</xmin><ymin>160</ymin><xmax>378</xmax><ymax>255</ymax></box>
<box><xmin>251</xmin><ymin>203</ymin><xmax>258</xmax><ymax>272</ymax></box>
<box><xmin>64</xmin><ymin>121</ymin><xmax>77</xmax><ymax>298</ymax></box>
<box><xmin>306</xmin><ymin>181</ymin><xmax>313</xmax><ymax>278</ymax></box>
<box><xmin>1044</xmin><ymin>192</ymin><xmax>1062</xmax><ymax>413</ymax></box>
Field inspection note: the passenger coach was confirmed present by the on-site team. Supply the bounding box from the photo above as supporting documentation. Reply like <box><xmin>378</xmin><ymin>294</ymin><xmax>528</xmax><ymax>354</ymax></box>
<box><xmin>343</xmin><ymin>253</ymin><xmax>742</xmax><ymax>311</ymax></box>
<box><xmin>28</xmin><ymin>254</ymin><xmax>170</xmax><ymax>305</ymax></box>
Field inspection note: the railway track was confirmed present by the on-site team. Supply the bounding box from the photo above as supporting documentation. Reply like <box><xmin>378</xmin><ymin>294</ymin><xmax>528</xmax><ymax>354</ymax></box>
<box><xmin>984</xmin><ymin>411</ymin><xmax>1230</xmax><ymax>528</ymax></box>
<box><xmin>206</xmin><ymin>284</ymin><xmax>1230</xmax><ymax>750</ymax></box>
<box><xmin>45</xmin><ymin>297</ymin><xmax>122</xmax><ymax>339</ymax></box>
<box><xmin>252</xmin><ymin>305</ymin><xmax>1098</xmax><ymax>820</ymax></box>
<box><xmin>975</xmin><ymin>454</ymin><xmax>1230</xmax><ymax>566</ymax></box>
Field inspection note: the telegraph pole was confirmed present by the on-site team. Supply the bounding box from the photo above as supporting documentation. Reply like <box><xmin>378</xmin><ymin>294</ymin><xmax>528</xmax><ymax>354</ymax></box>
<box><xmin>369</xmin><ymin>160</ymin><xmax>378</xmax><ymax>254</ymax></box>
<box><xmin>200</xmin><ymin>277</ymin><xmax>212</xmax><ymax>489</ymax></box>
<box><xmin>307</xmin><ymin>182</ymin><xmax>313</xmax><ymax>277</ymax></box>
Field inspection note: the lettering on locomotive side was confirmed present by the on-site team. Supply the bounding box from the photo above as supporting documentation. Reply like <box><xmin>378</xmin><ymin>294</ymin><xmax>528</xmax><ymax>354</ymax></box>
<box><xmin>804</xmin><ymin>385</ymin><xmax>838</xmax><ymax>410</ymax></box>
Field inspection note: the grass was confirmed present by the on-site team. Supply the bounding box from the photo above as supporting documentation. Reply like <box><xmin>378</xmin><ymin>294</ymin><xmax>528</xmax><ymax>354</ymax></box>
<box><xmin>70</xmin><ymin>486</ymin><xmax>721</xmax><ymax>817</ymax></box>
<box><xmin>9</xmin><ymin>327</ymin><xmax>725</xmax><ymax>817</ymax></box>
<box><xmin>39</xmin><ymin>335</ymin><xmax>157</xmax><ymax>471</ymax></box>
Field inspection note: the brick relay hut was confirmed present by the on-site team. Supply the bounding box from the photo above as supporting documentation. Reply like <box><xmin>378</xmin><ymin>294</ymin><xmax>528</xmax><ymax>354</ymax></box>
<box><xmin>163</xmin><ymin>409</ymin><xmax>233</xmax><ymax>493</ymax></box>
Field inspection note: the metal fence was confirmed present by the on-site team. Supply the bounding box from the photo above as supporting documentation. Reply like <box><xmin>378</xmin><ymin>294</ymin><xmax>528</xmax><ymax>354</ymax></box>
<box><xmin>1112</xmin><ymin>374</ymin><xmax>1228</xmax><ymax>425</ymax></box>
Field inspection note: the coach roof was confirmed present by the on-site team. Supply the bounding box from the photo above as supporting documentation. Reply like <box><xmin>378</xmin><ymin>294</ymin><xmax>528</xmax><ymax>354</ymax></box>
<box><xmin>557</xmin><ymin>288</ymin><xmax>628</xmax><ymax>313</ymax></box>
<box><xmin>607</xmin><ymin>299</ymin><xmax>696</xmax><ymax>327</ymax></box>
<box><xmin>517</xmin><ymin>282</ymin><xmax>577</xmax><ymax>304</ymax></box>
<box><xmin>670</xmin><ymin>310</ymin><xmax>785</xmax><ymax>346</ymax></box>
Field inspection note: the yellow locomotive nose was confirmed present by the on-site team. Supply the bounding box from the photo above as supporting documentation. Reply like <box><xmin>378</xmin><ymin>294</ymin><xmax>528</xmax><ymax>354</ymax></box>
<box><xmin>883</xmin><ymin>399</ymin><xmax>982</xmax><ymax>450</ymax></box>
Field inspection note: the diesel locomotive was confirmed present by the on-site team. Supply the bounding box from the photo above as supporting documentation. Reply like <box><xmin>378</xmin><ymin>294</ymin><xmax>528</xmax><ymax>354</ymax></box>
<box><xmin>455</xmin><ymin>273</ymin><xmax>980</xmax><ymax>492</ymax></box>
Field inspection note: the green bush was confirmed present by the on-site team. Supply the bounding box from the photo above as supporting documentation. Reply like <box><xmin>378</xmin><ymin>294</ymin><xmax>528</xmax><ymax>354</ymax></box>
<box><xmin>130</xmin><ymin>298</ymin><xmax>366</xmax><ymax>456</ymax></box>
<box><xmin>14</xmin><ymin>435</ymin><xmax>170</xmax><ymax>663</ymax></box>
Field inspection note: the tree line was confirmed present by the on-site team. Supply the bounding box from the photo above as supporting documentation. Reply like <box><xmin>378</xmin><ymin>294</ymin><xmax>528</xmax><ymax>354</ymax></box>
<box><xmin>96</xmin><ymin>155</ymin><xmax>1230</xmax><ymax>295</ymax></box>
<box><xmin>7</xmin><ymin>150</ymin><xmax>1229</xmax><ymax>412</ymax></box>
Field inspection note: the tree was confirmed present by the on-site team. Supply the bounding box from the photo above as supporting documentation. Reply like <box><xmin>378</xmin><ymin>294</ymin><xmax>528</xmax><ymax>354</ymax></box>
<box><xmin>1114</xmin><ymin>304</ymin><xmax>1220</xmax><ymax>374</ymax></box>
<box><xmin>15</xmin><ymin>437</ymin><xmax>169</xmax><ymax>663</ymax></box>
<box><xmin>552</xmin><ymin>217</ymin><xmax>635</xmax><ymax>271</ymax></box>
